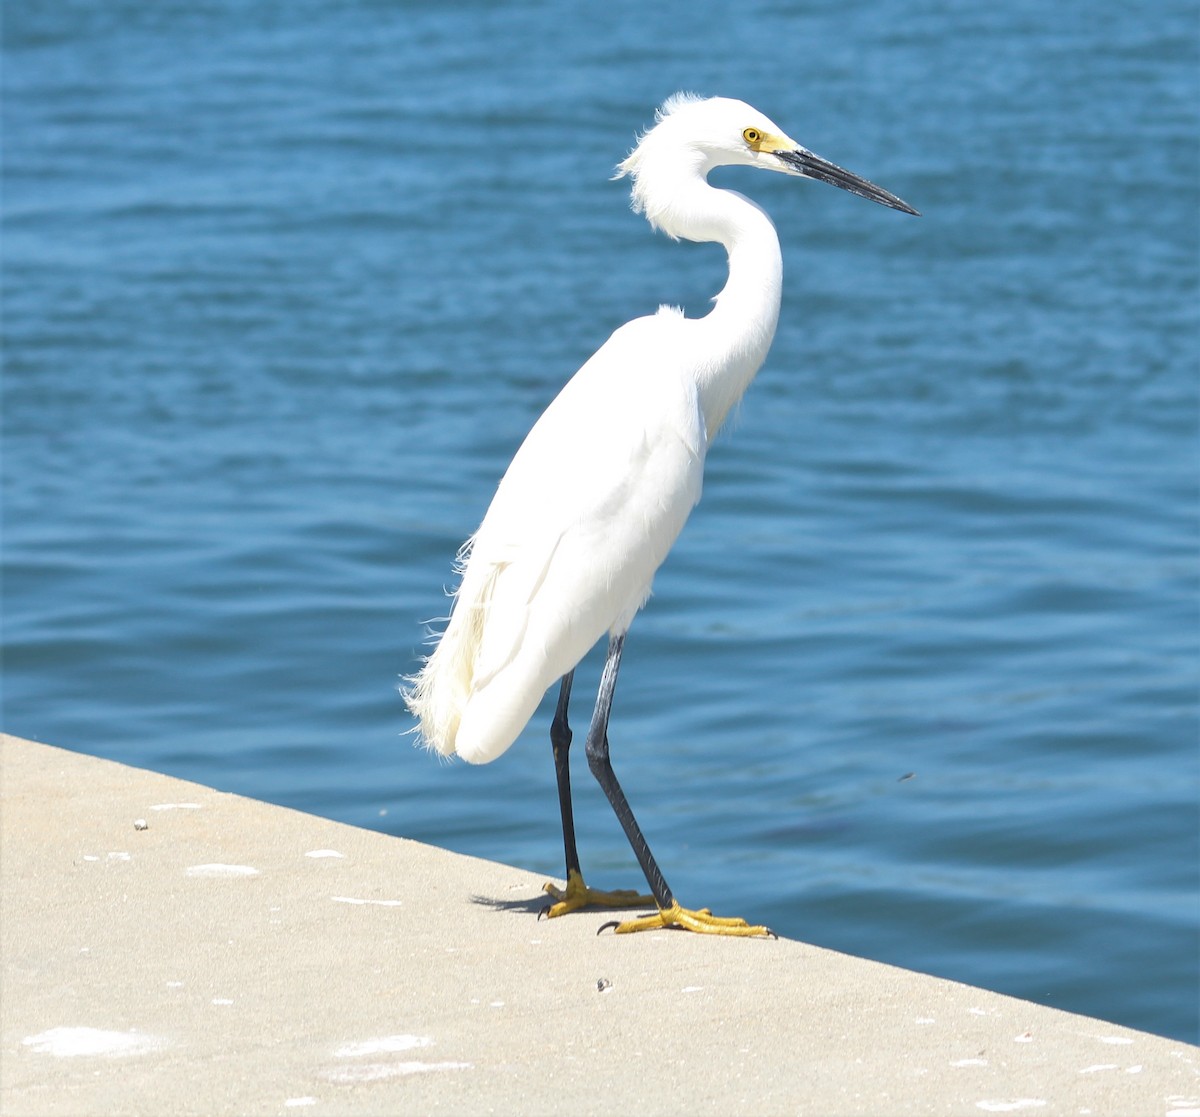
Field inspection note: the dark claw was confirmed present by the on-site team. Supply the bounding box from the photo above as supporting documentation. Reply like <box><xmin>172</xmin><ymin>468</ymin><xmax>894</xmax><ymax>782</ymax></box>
<box><xmin>537</xmin><ymin>905</ymin><xmax>550</xmax><ymax>921</ymax></box>
<box><xmin>597</xmin><ymin>920</ymin><xmax>620</xmax><ymax>935</ymax></box>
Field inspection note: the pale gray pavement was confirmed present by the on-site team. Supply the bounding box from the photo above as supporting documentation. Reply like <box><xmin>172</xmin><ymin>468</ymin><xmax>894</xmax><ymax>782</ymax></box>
<box><xmin>2</xmin><ymin>733</ymin><xmax>1197</xmax><ymax>1116</ymax></box>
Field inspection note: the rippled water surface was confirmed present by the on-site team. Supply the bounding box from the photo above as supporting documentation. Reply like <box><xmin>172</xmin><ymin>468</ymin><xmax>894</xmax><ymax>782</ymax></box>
<box><xmin>4</xmin><ymin>0</ymin><xmax>1197</xmax><ymax>1042</ymax></box>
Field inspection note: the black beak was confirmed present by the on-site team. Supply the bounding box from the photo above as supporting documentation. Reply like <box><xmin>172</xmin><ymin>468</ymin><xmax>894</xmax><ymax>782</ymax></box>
<box><xmin>776</xmin><ymin>148</ymin><xmax>920</xmax><ymax>216</ymax></box>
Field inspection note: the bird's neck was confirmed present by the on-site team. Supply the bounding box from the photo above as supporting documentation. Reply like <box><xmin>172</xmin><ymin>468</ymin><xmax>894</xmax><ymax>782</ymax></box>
<box><xmin>681</xmin><ymin>184</ymin><xmax>784</xmax><ymax>439</ymax></box>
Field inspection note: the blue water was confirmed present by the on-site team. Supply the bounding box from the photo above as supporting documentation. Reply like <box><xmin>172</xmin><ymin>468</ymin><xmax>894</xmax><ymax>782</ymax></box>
<box><xmin>4</xmin><ymin>1</ymin><xmax>1197</xmax><ymax>1043</ymax></box>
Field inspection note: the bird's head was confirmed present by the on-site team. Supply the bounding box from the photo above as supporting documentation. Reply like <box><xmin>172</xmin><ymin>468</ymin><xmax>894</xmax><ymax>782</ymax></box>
<box><xmin>617</xmin><ymin>93</ymin><xmax>919</xmax><ymax>221</ymax></box>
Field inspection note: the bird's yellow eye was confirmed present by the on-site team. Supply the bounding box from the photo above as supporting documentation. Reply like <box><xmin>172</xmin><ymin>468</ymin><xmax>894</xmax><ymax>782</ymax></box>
<box><xmin>743</xmin><ymin>127</ymin><xmax>762</xmax><ymax>145</ymax></box>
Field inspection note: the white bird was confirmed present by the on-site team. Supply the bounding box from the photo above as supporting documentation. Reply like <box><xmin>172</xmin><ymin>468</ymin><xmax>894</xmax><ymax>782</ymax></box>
<box><xmin>405</xmin><ymin>93</ymin><xmax>918</xmax><ymax>936</ymax></box>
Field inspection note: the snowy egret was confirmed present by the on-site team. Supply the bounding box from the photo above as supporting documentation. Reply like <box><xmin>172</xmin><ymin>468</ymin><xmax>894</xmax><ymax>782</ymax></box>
<box><xmin>405</xmin><ymin>93</ymin><xmax>918</xmax><ymax>936</ymax></box>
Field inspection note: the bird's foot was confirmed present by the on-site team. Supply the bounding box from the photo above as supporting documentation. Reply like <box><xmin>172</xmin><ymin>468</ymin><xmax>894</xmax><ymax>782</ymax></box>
<box><xmin>599</xmin><ymin>901</ymin><xmax>775</xmax><ymax>938</ymax></box>
<box><xmin>541</xmin><ymin>869</ymin><xmax>655</xmax><ymax>919</ymax></box>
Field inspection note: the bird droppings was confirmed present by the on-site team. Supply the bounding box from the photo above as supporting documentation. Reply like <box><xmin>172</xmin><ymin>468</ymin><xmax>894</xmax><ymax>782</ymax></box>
<box><xmin>107</xmin><ymin>851</ymin><xmax>131</xmax><ymax>861</ymax></box>
<box><xmin>914</xmin><ymin>1017</ymin><xmax>936</xmax><ymax>1025</ymax></box>
<box><xmin>330</xmin><ymin>896</ymin><xmax>402</xmax><ymax>907</ymax></box>
<box><xmin>975</xmin><ymin>1101</ymin><xmax>1047</xmax><ymax>1113</ymax></box>
<box><xmin>133</xmin><ymin>818</ymin><xmax>148</xmax><ymax>830</ymax></box>
<box><xmin>327</xmin><ymin>1035</ymin><xmax>471</xmax><ymax>1082</ymax></box>
<box><xmin>21</xmin><ymin>1027</ymin><xmax>168</xmax><ymax>1058</ymax></box>
<box><xmin>1014</xmin><ymin>1032</ymin><xmax>1034</xmax><ymax>1043</ymax></box>
<box><xmin>304</xmin><ymin>849</ymin><xmax>345</xmax><ymax>859</ymax></box>
<box><xmin>1166</xmin><ymin>1102</ymin><xmax>1200</xmax><ymax>1117</ymax></box>
<box><xmin>326</xmin><ymin>1061</ymin><xmax>471</xmax><ymax>1083</ymax></box>
<box><xmin>1078</xmin><ymin>1064</ymin><xmax>1118</xmax><ymax>1074</ymax></box>
<box><xmin>211</xmin><ymin>998</ymin><xmax>234</xmax><ymax>1006</ymax></box>
<box><xmin>185</xmin><ymin>863</ymin><xmax>259</xmax><ymax>877</ymax></box>
<box><xmin>334</xmin><ymin>1035</ymin><xmax>431</xmax><ymax>1057</ymax></box>
<box><xmin>597</xmin><ymin>978</ymin><xmax>612</xmax><ymax>993</ymax></box>
<box><xmin>149</xmin><ymin>802</ymin><xmax>201</xmax><ymax>811</ymax></box>
<box><xmin>681</xmin><ymin>986</ymin><xmax>703</xmax><ymax>994</ymax></box>
<box><xmin>1095</xmin><ymin>1034</ymin><xmax>1134</xmax><ymax>1045</ymax></box>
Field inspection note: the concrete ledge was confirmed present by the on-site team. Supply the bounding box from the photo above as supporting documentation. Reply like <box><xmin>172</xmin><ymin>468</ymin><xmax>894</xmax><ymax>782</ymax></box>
<box><xmin>2</xmin><ymin>732</ymin><xmax>1196</xmax><ymax>1116</ymax></box>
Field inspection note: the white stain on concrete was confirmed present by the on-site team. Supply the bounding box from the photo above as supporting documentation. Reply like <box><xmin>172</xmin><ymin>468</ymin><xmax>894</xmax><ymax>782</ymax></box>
<box><xmin>335</xmin><ymin>1035</ymin><xmax>431</xmax><ymax>1057</ymax></box>
<box><xmin>185</xmin><ymin>863</ymin><xmax>259</xmax><ymax>878</ymax></box>
<box><xmin>326</xmin><ymin>1061</ymin><xmax>472</xmax><ymax>1083</ymax></box>
<box><xmin>150</xmin><ymin>802</ymin><xmax>202</xmax><ymax>811</ymax></box>
<box><xmin>1078</xmin><ymin>1064</ymin><xmax>1118</xmax><ymax>1074</ymax></box>
<box><xmin>951</xmin><ymin>1058</ymin><xmax>988</xmax><ymax>1067</ymax></box>
<box><xmin>975</xmin><ymin>1101</ymin><xmax>1047</xmax><ymax>1113</ymax></box>
<box><xmin>331</xmin><ymin>896</ymin><xmax>402</xmax><ymax>907</ymax></box>
<box><xmin>22</xmin><ymin>1027</ymin><xmax>167</xmax><ymax>1058</ymax></box>
<box><xmin>305</xmin><ymin>849</ymin><xmax>345</xmax><ymax>858</ymax></box>
<box><xmin>328</xmin><ymin>1035</ymin><xmax>471</xmax><ymax>1081</ymax></box>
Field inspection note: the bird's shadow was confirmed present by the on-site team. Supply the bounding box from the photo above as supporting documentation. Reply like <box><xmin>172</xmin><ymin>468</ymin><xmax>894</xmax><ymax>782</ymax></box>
<box><xmin>468</xmin><ymin>889</ymin><xmax>659</xmax><ymax>924</ymax></box>
<box><xmin>469</xmin><ymin>891</ymin><xmax>550</xmax><ymax>915</ymax></box>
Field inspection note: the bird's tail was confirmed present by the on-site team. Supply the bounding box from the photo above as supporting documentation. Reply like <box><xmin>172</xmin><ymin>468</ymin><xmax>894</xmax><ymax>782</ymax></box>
<box><xmin>402</xmin><ymin>537</ymin><xmax>488</xmax><ymax>759</ymax></box>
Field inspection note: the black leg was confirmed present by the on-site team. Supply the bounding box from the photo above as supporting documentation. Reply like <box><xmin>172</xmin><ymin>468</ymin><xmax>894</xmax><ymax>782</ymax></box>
<box><xmin>584</xmin><ymin>634</ymin><xmax>675</xmax><ymax>910</ymax></box>
<box><xmin>550</xmin><ymin>671</ymin><xmax>581</xmax><ymax>879</ymax></box>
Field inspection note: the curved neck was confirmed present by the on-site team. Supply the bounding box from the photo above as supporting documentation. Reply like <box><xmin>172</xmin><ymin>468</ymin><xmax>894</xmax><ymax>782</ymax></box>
<box><xmin>674</xmin><ymin>182</ymin><xmax>784</xmax><ymax>438</ymax></box>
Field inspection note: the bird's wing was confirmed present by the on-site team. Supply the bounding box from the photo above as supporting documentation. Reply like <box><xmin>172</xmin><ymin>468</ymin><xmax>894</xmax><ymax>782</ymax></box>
<box><xmin>466</xmin><ymin>313</ymin><xmax>706</xmax><ymax>695</ymax></box>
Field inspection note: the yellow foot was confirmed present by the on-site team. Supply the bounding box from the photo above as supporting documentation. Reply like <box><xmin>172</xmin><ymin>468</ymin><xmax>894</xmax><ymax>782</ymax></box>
<box><xmin>599</xmin><ymin>901</ymin><xmax>775</xmax><ymax>938</ymax></box>
<box><xmin>541</xmin><ymin>869</ymin><xmax>655</xmax><ymax>919</ymax></box>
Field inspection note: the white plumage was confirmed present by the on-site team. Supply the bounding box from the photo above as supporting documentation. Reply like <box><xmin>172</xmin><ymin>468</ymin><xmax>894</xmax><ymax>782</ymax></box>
<box><xmin>404</xmin><ymin>95</ymin><xmax>813</xmax><ymax>760</ymax></box>
<box><xmin>412</xmin><ymin>309</ymin><xmax>707</xmax><ymax>763</ymax></box>
<box><xmin>403</xmin><ymin>95</ymin><xmax>916</xmax><ymax>936</ymax></box>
